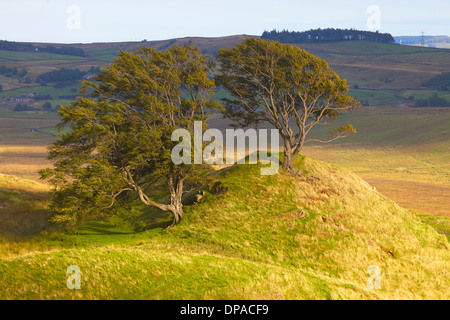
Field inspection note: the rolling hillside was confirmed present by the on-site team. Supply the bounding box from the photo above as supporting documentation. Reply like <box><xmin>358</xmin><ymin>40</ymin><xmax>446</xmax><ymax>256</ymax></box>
<box><xmin>395</xmin><ymin>35</ymin><xmax>450</xmax><ymax>49</ymax></box>
<box><xmin>0</xmin><ymin>35</ymin><xmax>449</xmax><ymax>108</ymax></box>
<box><xmin>0</xmin><ymin>156</ymin><xmax>449</xmax><ymax>299</ymax></box>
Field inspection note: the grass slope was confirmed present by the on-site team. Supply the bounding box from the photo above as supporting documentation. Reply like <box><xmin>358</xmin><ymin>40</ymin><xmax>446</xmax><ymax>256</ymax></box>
<box><xmin>0</xmin><ymin>156</ymin><xmax>449</xmax><ymax>299</ymax></box>
<box><xmin>0</xmin><ymin>173</ymin><xmax>50</xmax><ymax>235</ymax></box>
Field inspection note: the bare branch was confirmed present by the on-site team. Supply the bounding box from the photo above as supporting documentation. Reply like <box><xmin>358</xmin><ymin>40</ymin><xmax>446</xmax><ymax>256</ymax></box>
<box><xmin>304</xmin><ymin>133</ymin><xmax>349</xmax><ymax>144</ymax></box>
<box><xmin>104</xmin><ymin>187</ymin><xmax>133</xmax><ymax>209</ymax></box>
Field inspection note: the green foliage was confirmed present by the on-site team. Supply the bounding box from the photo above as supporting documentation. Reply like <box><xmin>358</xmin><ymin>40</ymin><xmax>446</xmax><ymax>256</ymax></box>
<box><xmin>37</xmin><ymin>68</ymin><xmax>86</xmax><ymax>84</ymax></box>
<box><xmin>40</xmin><ymin>45</ymin><xmax>220</xmax><ymax>229</ymax></box>
<box><xmin>0</xmin><ymin>40</ymin><xmax>85</xmax><ymax>57</ymax></box>
<box><xmin>329</xmin><ymin>124</ymin><xmax>356</xmax><ymax>136</ymax></box>
<box><xmin>14</xmin><ymin>104</ymin><xmax>39</xmax><ymax>112</ymax></box>
<box><xmin>0</xmin><ymin>65</ymin><xmax>27</xmax><ymax>78</ymax></box>
<box><xmin>415</xmin><ymin>93</ymin><xmax>450</xmax><ymax>107</ymax></box>
<box><xmin>216</xmin><ymin>38</ymin><xmax>360</xmax><ymax>169</ymax></box>
<box><xmin>42</xmin><ymin>101</ymin><xmax>52</xmax><ymax>111</ymax></box>
<box><xmin>262</xmin><ymin>28</ymin><xmax>395</xmax><ymax>44</ymax></box>
<box><xmin>422</xmin><ymin>72</ymin><xmax>450</xmax><ymax>91</ymax></box>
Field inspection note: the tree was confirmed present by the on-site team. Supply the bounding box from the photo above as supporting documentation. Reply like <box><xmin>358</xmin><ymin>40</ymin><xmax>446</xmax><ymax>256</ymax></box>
<box><xmin>0</xmin><ymin>84</ymin><xmax>2</xmax><ymax>92</ymax></box>
<box><xmin>42</xmin><ymin>101</ymin><xmax>52</xmax><ymax>111</ymax></box>
<box><xmin>261</xmin><ymin>28</ymin><xmax>395</xmax><ymax>44</ymax></box>
<box><xmin>40</xmin><ymin>45</ymin><xmax>219</xmax><ymax>229</ymax></box>
<box><xmin>14</xmin><ymin>104</ymin><xmax>38</xmax><ymax>111</ymax></box>
<box><xmin>216</xmin><ymin>38</ymin><xmax>360</xmax><ymax>171</ymax></box>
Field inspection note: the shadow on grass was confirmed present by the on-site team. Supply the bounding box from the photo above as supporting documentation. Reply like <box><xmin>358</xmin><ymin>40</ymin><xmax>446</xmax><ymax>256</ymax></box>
<box><xmin>76</xmin><ymin>221</ymin><xmax>135</xmax><ymax>236</ymax></box>
<box><xmin>145</xmin><ymin>219</ymin><xmax>172</xmax><ymax>230</ymax></box>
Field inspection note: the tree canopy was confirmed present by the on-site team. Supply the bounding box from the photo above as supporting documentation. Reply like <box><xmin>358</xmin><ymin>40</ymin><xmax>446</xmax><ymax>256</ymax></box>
<box><xmin>262</xmin><ymin>28</ymin><xmax>395</xmax><ymax>44</ymax></box>
<box><xmin>216</xmin><ymin>38</ymin><xmax>360</xmax><ymax>171</ymax></box>
<box><xmin>41</xmin><ymin>45</ymin><xmax>220</xmax><ymax>229</ymax></box>
<box><xmin>422</xmin><ymin>72</ymin><xmax>450</xmax><ymax>91</ymax></box>
<box><xmin>37</xmin><ymin>67</ymin><xmax>99</xmax><ymax>85</ymax></box>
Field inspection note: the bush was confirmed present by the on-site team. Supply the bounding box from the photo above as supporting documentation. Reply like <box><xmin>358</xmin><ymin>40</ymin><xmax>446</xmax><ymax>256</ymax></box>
<box><xmin>53</xmin><ymin>82</ymin><xmax>68</xmax><ymax>88</ymax></box>
<box><xmin>37</xmin><ymin>68</ymin><xmax>85</xmax><ymax>84</ymax></box>
<box><xmin>415</xmin><ymin>93</ymin><xmax>450</xmax><ymax>107</ymax></box>
<box><xmin>14</xmin><ymin>104</ymin><xmax>39</xmax><ymax>111</ymax></box>
<box><xmin>42</xmin><ymin>102</ymin><xmax>52</xmax><ymax>111</ymax></box>
<box><xmin>422</xmin><ymin>72</ymin><xmax>450</xmax><ymax>91</ymax></box>
<box><xmin>35</xmin><ymin>94</ymin><xmax>53</xmax><ymax>100</ymax></box>
<box><xmin>58</xmin><ymin>95</ymin><xmax>78</xmax><ymax>99</ymax></box>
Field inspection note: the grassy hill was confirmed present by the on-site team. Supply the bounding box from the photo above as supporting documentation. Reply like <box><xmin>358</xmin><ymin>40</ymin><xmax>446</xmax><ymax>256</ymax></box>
<box><xmin>0</xmin><ymin>156</ymin><xmax>449</xmax><ymax>299</ymax></box>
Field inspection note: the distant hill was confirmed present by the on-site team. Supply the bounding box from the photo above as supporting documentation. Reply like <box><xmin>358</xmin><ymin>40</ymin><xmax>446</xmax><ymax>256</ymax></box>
<box><xmin>0</xmin><ymin>35</ymin><xmax>450</xmax><ymax>108</ymax></box>
<box><xmin>395</xmin><ymin>35</ymin><xmax>450</xmax><ymax>49</ymax></box>
<box><xmin>0</xmin><ymin>40</ymin><xmax>86</xmax><ymax>57</ymax></box>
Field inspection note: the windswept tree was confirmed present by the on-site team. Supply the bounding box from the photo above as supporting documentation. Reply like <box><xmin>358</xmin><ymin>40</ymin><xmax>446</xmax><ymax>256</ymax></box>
<box><xmin>216</xmin><ymin>38</ymin><xmax>360</xmax><ymax>171</ymax></box>
<box><xmin>40</xmin><ymin>45</ymin><xmax>220</xmax><ymax>229</ymax></box>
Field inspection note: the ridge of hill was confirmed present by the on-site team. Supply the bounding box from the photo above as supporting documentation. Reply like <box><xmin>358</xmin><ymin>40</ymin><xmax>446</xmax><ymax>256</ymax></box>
<box><xmin>395</xmin><ymin>35</ymin><xmax>450</xmax><ymax>49</ymax></box>
<box><xmin>1</xmin><ymin>35</ymin><xmax>449</xmax><ymax>109</ymax></box>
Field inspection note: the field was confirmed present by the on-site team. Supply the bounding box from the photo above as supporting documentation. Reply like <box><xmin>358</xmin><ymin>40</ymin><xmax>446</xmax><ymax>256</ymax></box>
<box><xmin>296</xmin><ymin>41</ymin><xmax>450</xmax><ymax>107</ymax></box>
<box><xmin>303</xmin><ymin>107</ymin><xmax>450</xmax><ymax>216</ymax></box>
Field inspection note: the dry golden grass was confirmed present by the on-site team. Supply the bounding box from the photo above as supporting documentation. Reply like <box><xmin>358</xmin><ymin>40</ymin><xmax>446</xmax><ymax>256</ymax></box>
<box><xmin>0</xmin><ymin>173</ymin><xmax>51</xmax><ymax>237</ymax></box>
<box><xmin>304</xmin><ymin>145</ymin><xmax>450</xmax><ymax>217</ymax></box>
<box><xmin>0</xmin><ymin>145</ymin><xmax>51</xmax><ymax>181</ymax></box>
<box><xmin>362</xmin><ymin>178</ymin><xmax>450</xmax><ymax>217</ymax></box>
<box><xmin>0</xmin><ymin>172</ymin><xmax>50</xmax><ymax>194</ymax></box>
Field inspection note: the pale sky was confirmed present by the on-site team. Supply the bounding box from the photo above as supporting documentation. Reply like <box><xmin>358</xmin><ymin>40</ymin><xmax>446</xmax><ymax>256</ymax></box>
<box><xmin>0</xmin><ymin>0</ymin><xmax>449</xmax><ymax>43</ymax></box>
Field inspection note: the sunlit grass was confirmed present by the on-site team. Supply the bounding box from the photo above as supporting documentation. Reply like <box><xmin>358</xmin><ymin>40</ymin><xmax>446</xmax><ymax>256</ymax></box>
<box><xmin>0</xmin><ymin>156</ymin><xmax>449</xmax><ymax>299</ymax></box>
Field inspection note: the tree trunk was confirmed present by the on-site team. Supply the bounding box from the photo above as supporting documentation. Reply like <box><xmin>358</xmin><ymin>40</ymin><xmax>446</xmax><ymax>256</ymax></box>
<box><xmin>167</xmin><ymin>176</ymin><xmax>184</xmax><ymax>227</ymax></box>
<box><xmin>282</xmin><ymin>138</ymin><xmax>303</xmax><ymax>174</ymax></box>
<box><xmin>125</xmin><ymin>167</ymin><xmax>185</xmax><ymax>228</ymax></box>
<box><xmin>282</xmin><ymin>138</ymin><xmax>295</xmax><ymax>172</ymax></box>
<box><xmin>282</xmin><ymin>148</ymin><xmax>294</xmax><ymax>171</ymax></box>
